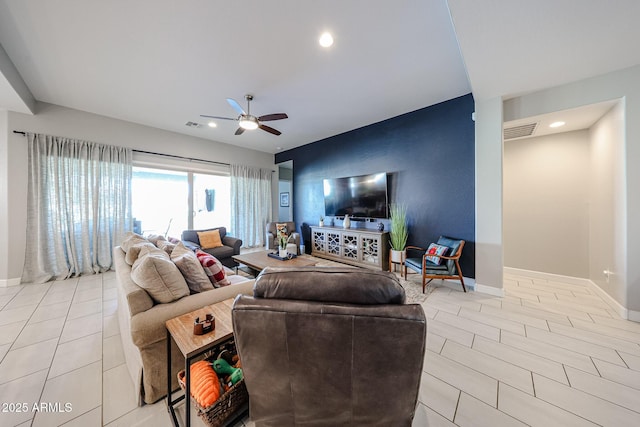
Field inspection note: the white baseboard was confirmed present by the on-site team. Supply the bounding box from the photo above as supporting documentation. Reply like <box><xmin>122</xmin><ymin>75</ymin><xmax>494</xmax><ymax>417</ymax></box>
<box><xmin>0</xmin><ymin>277</ymin><xmax>21</xmax><ymax>287</ymax></box>
<box><xmin>504</xmin><ymin>267</ymin><xmax>591</xmax><ymax>287</ymax></box>
<box><xmin>505</xmin><ymin>267</ymin><xmax>630</xmax><ymax>320</ymax></box>
<box><xmin>586</xmin><ymin>281</ymin><xmax>629</xmax><ymax>320</ymax></box>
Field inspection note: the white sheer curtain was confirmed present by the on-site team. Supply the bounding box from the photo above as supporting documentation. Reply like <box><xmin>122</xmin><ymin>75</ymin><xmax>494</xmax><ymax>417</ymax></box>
<box><xmin>22</xmin><ymin>133</ymin><xmax>132</xmax><ymax>283</ymax></box>
<box><xmin>230</xmin><ymin>164</ymin><xmax>272</xmax><ymax>248</ymax></box>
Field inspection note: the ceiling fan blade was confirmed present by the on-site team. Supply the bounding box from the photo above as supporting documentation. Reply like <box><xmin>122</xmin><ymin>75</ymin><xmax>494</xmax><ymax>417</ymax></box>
<box><xmin>234</xmin><ymin>127</ymin><xmax>245</xmax><ymax>135</ymax></box>
<box><xmin>258</xmin><ymin>113</ymin><xmax>288</xmax><ymax>121</ymax></box>
<box><xmin>227</xmin><ymin>98</ymin><xmax>246</xmax><ymax>115</ymax></box>
<box><xmin>200</xmin><ymin>115</ymin><xmax>236</xmax><ymax>121</ymax></box>
<box><xmin>259</xmin><ymin>124</ymin><xmax>282</xmax><ymax>136</ymax></box>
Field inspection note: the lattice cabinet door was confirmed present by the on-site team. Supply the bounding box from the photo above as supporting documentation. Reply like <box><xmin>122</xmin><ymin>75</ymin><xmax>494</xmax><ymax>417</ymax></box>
<box><xmin>327</xmin><ymin>231</ymin><xmax>342</xmax><ymax>256</ymax></box>
<box><xmin>312</xmin><ymin>229</ymin><xmax>326</xmax><ymax>253</ymax></box>
<box><xmin>342</xmin><ymin>232</ymin><xmax>359</xmax><ymax>260</ymax></box>
<box><xmin>361</xmin><ymin>234</ymin><xmax>381</xmax><ymax>266</ymax></box>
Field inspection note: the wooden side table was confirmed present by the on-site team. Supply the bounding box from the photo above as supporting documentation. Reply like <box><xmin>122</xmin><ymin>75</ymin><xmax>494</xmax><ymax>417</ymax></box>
<box><xmin>165</xmin><ymin>298</ymin><xmax>244</xmax><ymax>427</ymax></box>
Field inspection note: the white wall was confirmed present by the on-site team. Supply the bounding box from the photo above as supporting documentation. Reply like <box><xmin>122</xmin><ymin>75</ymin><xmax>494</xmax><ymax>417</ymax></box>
<box><xmin>500</xmin><ymin>64</ymin><xmax>640</xmax><ymax>316</ymax></box>
<box><xmin>474</xmin><ymin>96</ymin><xmax>504</xmax><ymax>295</ymax></box>
<box><xmin>278</xmin><ymin>180</ymin><xmax>292</xmax><ymax>221</ymax></box>
<box><xmin>0</xmin><ymin>109</ymin><xmax>10</xmax><ymax>285</ymax></box>
<box><xmin>589</xmin><ymin>101</ymin><xmax>626</xmax><ymax>305</ymax></box>
<box><xmin>504</xmin><ymin>130</ymin><xmax>590</xmax><ymax>277</ymax></box>
<box><xmin>1</xmin><ymin>102</ymin><xmax>276</xmax><ymax>284</ymax></box>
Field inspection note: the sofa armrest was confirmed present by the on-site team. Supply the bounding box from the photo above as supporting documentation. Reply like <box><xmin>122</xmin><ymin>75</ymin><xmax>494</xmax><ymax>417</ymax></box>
<box><xmin>289</xmin><ymin>232</ymin><xmax>300</xmax><ymax>245</ymax></box>
<box><xmin>129</xmin><ymin>279</ymin><xmax>255</xmax><ymax>349</ymax></box>
<box><xmin>182</xmin><ymin>240</ymin><xmax>200</xmax><ymax>251</ymax></box>
<box><xmin>266</xmin><ymin>232</ymin><xmax>276</xmax><ymax>250</ymax></box>
<box><xmin>222</xmin><ymin>235</ymin><xmax>243</xmax><ymax>254</ymax></box>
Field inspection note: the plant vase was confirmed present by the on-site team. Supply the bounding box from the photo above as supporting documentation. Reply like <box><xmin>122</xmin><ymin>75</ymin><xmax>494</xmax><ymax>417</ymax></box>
<box><xmin>390</xmin><ymin>249</ymin><xmax>405</xmax><ymax>264</ymax></box>
<box><xmin>319</xmin><ymin>220</ymin><xmax>324</xmax><ymax>227</ymax></box>
<box><xmin>389</xmin><ymin>203</ymin><xmax>408</xmax><ymax>261</ymax></box>
<box><xmin>279</xmin><ymin>248</ymin><xmax>288</xmax><ymax>258</ymax></box>
<box><xmin>343</xmin><ymin>214</ymin><xmax>351</xmax><ymax>229</ymax></box>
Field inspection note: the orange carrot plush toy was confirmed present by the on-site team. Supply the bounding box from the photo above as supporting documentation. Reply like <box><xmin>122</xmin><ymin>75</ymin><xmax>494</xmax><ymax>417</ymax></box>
<box><xmin>189</xmin><ymin>360</ymin><xmax>221</xmax><ymax>407</ymax></box>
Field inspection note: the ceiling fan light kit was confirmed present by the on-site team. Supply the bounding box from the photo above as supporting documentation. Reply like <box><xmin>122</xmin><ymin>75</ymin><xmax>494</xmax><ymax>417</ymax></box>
<box><xmin>239</xmin><ymin>116</ymin><xmax>259</xmax><ymax>130</ymax></box>
<box><xmin>200</xmin><ymin>94</ymin><xmax>288</xmax><ymax>136</ymax></box>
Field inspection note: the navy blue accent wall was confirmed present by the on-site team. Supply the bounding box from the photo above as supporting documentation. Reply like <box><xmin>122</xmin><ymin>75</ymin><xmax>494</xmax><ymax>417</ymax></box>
<box><xmin>275</xmin><ymin>94</ymin><xmax>475</xmax><ymax>277</ymax></box>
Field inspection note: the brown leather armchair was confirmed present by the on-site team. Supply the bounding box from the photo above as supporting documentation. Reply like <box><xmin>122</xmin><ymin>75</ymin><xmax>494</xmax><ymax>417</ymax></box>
<box><xmin>232</xmin><ymin>267</ymin><xmax>426</xmax><ymax>426</ymax></box>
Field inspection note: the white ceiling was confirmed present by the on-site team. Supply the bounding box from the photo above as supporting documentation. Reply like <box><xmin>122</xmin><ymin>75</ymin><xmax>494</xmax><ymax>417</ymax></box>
<box><xmin>1</xmin><ymin>1</ymin><xmax>640</xmax><ymax>153</ymax></box>
<box><xmin>503</xmin><ymin>99</ymin><xmax>618</xmax><ymax>142</ymax></box>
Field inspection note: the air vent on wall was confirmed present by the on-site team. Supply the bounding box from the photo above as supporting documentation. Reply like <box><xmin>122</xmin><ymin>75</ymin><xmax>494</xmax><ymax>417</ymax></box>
<box><xmin>504</xmin><ymin>123</ymin><xmax>537</xmax><ymax>140</ymax></box>
<box><xmin>185</xmin><ymin>121</ymin><xmax>202</xmax><ymax>128</ymax></box>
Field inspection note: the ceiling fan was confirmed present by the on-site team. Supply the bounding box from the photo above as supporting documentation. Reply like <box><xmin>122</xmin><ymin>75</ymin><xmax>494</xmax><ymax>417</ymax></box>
<box><xmin>201</xmin><ymin>94</ymin><xmax>288</xmax><ymax>136</ymax></box>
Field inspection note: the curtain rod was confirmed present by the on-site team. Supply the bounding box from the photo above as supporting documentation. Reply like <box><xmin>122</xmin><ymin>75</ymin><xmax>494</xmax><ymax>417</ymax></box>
<box><xmin>132</xmin><ymin>149</ymin><xmax>231</xmax><ymax>167</ymax></box>
<box><xmin>13</xmin><ymin>130</ymin><xmax>274</xmax><ymax>171</ymax></box>
<box><xmin>13</xmin><ymin>131</ymin><xmax>229</xmax><ymax>166</ymax></box>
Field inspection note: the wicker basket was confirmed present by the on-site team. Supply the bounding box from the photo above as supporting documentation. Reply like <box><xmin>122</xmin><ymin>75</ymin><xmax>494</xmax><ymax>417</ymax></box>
<box><xmin>177</xmin><ymin>369</ymin><xmax>248</xmax><ymax>427</ymax></box>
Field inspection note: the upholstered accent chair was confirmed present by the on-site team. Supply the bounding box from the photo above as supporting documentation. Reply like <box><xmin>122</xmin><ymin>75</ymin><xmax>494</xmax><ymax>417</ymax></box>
<box><xmin>181</xmin><ymin>227</ymin><xmax>242</xmax><ymax>268</ymax></box>
<box><xmin>404</xmin><ymin>236</ymin><xmax>467</xmax><ymax>293</ymax></box>
<box><xmin>232</xmin><ymin>266</ymin><xmax>426</xmax><ymax>426</ymax></box>
<box><xmin>265</xmin><ymin>221</ymin><xmax>300</xmax><ymax>253</ymax></box>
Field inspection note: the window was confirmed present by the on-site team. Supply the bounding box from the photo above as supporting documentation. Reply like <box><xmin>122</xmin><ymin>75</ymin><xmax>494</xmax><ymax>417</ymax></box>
<box><xmin>193</xmin><ymin>173</ymin><xmax>231</xmax><ymax>230</ymax></box>
<box><xmin>132</xmin><ymin>166</ymin><xmax>230</xmax><ymax>238</ymax></box>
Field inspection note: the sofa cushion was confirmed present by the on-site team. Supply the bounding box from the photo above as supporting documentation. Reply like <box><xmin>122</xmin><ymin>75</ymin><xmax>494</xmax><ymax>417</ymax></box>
<box><xmin>121</xmin><ymin>231</ymin><xmax>149</xmax><ymax>253</ymax></box>
<box><xmin>131</xmin><ymin>246</ymin><xmax>190</xmax><ymax>304</ymax></box>
<box><xmin>156</xmin><ymin>240</ymin><xmax>176</xmax><ymax>255</ymax></box>
<box><xmin>195</xmin><ymin>249</ymin><xmax>230</xmax><ymax>287</ymax></box>
<box><xmin>182</xmin><ymin>227</ymin><xmax>226</xmax><ymax>245</ymax></box>
<box><xmin>171</xmin><ymin>243</ymin><xmax>214</xmax><ymax>294</ymax></box>
<box><xmin>203</xmin><ymin>245</ymin><xmax>234</xmax><ymax>261</ymax></box>
<box><xmin>125</xmin><ymin>241</ymin><xmax>157</xmax><ymax>266</ymax></box>
<box><xmin>113</xmin><ymin>246</ymin><xmax>154</xmax><ymax>316</ymax></box>
<box><xmin>146</xmin><ymin>234</ymin><xmax>166</xmax><ymax>246</ymax></box>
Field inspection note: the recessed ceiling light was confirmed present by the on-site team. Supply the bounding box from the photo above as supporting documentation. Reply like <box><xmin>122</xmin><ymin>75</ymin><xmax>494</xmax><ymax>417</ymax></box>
<box><xmin>319</xmin><ymin>32</ymin><xmax>333</xmax><ymax>48</ymax></box>
<box><xmin>207</xmin><ymin>122</ymin><xmax>217</xmax><ymax>128</ymax></box>
<box><xmin>549</xmin><ymin>121</ymin><xmax>565</xmax><ymax>128</ymax></box>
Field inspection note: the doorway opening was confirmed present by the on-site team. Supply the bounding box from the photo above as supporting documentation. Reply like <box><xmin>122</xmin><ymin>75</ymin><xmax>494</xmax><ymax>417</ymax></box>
<box><xmin>502</xmin><ymin>99</ymin><xmax>624</xmax><ymax>296</ymax></box>
<box><xmin>277</xmin><ymin>160</ymin><xmax>293</xmax><ymax>222</ymax></box>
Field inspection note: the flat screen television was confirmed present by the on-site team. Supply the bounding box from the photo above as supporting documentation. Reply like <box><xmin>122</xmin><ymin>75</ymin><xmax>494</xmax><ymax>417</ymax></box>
<box><xmin>323</xmin><ymin>172</ymin><xmax>388</xmax><ymax>219</ymax></box>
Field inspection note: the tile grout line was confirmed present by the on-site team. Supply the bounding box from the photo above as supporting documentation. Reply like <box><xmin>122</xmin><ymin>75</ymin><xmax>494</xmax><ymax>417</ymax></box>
<box><xmin>32</xmin><ymin>278</ymin><xmax>79</xmax><ymax>426</ymax></box>
<box><xmin>58</xmin><ymin>275</ymin><xmax>106</xmax><ymax>427</ymax></box>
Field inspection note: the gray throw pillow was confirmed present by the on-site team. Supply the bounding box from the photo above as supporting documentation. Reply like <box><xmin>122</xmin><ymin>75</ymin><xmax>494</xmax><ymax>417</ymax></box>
<box><xmin>131</xmin><ymin>245</ymin><xmax>190</xmax><ymax>304</ymax></box>
<box><xmin>171</xmin><ymin>242</ymin><xmax>214</xmax><ymax>294</ymax></box>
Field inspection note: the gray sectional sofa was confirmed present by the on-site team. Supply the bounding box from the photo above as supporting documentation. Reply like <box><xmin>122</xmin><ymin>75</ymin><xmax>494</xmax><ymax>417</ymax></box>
<box><xmin>114</xmin><ymin>234</ymin><xmax>254</xmax><ymax>404</ymax></box>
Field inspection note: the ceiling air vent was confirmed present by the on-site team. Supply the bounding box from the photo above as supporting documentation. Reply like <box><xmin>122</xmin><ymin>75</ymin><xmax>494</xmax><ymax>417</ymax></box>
<box><xmin>185</xmin><ymin>121</ymin><xmax>202</xmax><ymax>128</ymax></box>
<box><xmin>504</xmin><ymin>123</ymin><xmax>537</xmax><ymax>140</ymax></box>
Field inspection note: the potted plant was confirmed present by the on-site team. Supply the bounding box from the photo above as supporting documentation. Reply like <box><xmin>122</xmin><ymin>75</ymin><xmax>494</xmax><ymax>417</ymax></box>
<box><xmin>389</xmin><ymin>203</ymin><xmax>408</xmax><ymax>263</ymax></box>
<box><xmin>319</xmin><ymin>215</ymin><xmax>325</xmax><ymax>227</ymax></box>
<box><xmin>278</xmin><ymin>235</ymin><xmax>289</xmax><ymax>258</ymax></box>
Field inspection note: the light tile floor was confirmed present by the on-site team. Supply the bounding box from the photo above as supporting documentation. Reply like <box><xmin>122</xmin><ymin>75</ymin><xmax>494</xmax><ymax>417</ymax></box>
<box><xmin>1</xmin><ymin>270</ymin><xmax>639</xmax><ymax>426</ymax></box>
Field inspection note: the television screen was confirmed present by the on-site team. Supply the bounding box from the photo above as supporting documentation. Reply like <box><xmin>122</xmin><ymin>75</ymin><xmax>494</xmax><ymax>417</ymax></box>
<box><xmin>323</xmin><ymin>172</ymin><xmax>388</xmax><ymax>218</ymax></box>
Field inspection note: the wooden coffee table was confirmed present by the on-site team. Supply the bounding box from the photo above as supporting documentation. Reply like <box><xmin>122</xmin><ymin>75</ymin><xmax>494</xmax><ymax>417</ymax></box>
<box><xmin>233</xmin><ymin>250</ymin><xmax>317</xmax><ymax>276</ymax></box>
